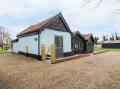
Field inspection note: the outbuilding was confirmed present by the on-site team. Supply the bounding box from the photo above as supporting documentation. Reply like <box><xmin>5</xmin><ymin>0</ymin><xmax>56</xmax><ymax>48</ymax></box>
<box><xmin>102</xmin><ymin>40</ymin><xmax>120</xmax><ymax>48</ymax></box>
<box><xmin>12</xmin><ymin>13</ymin><xmax>72</xmax><ymax>59</ymax></box>
<box><xmin>83</xmin><ymin>33</ymin><xmax>95</xmax><ymax>53</ymax></box>
<box><xmin>72</xmin><ymin>31</ymin><xmax>86</xmax><ymax>54</ymax></box>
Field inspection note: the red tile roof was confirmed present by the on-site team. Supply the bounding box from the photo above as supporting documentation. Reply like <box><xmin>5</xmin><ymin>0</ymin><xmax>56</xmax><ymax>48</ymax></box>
<box><xmin>83</xmin><ymin>33</ymin><xmax>92</xmax><ymax>40</ymax></box>
<box><xmin>17</xmin><ymin>16</ymin><xmax>54</xmax><ymax>37</ymax></box>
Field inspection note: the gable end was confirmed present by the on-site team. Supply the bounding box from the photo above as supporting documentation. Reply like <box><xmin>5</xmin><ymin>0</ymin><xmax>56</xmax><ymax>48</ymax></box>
<box><xmin>45</xmin><ymin>17</ymin><xmax>68</xmax><ymax>32</ymax></box>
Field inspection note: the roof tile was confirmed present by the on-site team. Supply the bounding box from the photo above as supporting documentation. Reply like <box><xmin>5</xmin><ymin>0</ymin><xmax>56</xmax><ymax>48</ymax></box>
<box><xmin>83</xmin><ymin>33</ymin><xmax>92</xmax><ymax>40</ymax></box>
<box><xmin>17</xmin><ymin>16</ymin><xmax>54</xmax><ymax>37</ymax></box>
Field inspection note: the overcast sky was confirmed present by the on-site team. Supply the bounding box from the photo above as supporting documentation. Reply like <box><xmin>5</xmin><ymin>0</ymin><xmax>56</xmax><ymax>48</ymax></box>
<box><xmin>0</xmin><ymin>0</ymin><xmax>120</xmax><ymax>39</ymax></box>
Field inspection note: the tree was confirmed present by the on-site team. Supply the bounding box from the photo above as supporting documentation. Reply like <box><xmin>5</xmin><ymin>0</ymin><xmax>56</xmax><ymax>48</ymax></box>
<box><xmin>102</xmin><ymin>35</ymin><xmax>108</xmax><ymax>41</ymax></box>
<box><xmin>110</xmin><ymin>34</ymin><xmax>114</xmax><ymax>41</ymax></box>
<box><xmin>83</xmin><ymin>0</ymin><xmax>120</xmax><ymax>15</ymax></box>
<box><xmin>109</xmin><ymin>32</ymin><xmax>120</xmax><ymax>41</ymax></box>
<box><xmin>94</xmin><ymin>36</ymin><xmax>99</xmax><ymax>45</ymax></box>
<box><xmin>112</xmin><ymin>34</ymin><xmax>115</xmax><ymax>40</ymax></box>
<box><xmin>0</xmin><ymin>26</ymin><xmax>12</xmax><ymax>50</ymax></box>
<box><xmin>102</xmin><ymin>35</ymin><xmax>106</xmax><ymax>41</ymax></box>
<box><xmin>83</xmin><ymin>0</ymin><xmax>103</xmax><ymax>8</ymax></box>
<box><xmin>115</xmin><ymin>32</ymin><xmax>119</xmax><ymax>40</ymax></box>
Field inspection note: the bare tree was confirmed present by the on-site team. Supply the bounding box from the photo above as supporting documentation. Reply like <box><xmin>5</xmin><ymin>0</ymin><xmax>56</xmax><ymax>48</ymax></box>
<box><xmin>0</xmin><ymin>26</ymin><xmax>12</xmax><ymax>50</ymax></box>
<box><xmin>109</xmin><ymin>32</ymin><xmax>120</xmax><ymax>41</ymax></box>
<box><xmin>115</xmin><ymin>32</ymin><xmax>119</xmax><ymax>40</ymax></box>
<box><xmin>94</xmin><ymin>36</ymin><xmax>99</xmax><ymax>44</ymax></box>
<box><xmin>83</xmin><ymin>0</ymin><xmax>103</xmax><ymax>7</ymax></box>
<box><xmin>102</xmin><ymin>35</ymin><xmax>106</xmax><ymax>41</ymax></box>
<box><xmin>102</xmin><ymin>35</ymin><xmax>108</xmax><ymax>41</ymax></box>
<box><xmin>110</xmin><ymin>34</ymin><xmax>115</xmax><ymax>41</ymax></box>
<box><xmin>83</xmin><ymin>0</ymin><xmax>120</xmax><ymax>15</ymax></box>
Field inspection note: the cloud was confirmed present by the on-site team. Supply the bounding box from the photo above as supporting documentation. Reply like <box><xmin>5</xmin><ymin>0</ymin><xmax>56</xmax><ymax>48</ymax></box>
<box><xmin>6</xmin><ymin>25</ymin><xmax>27</xmax><ymax>38</ymax></box>
<box><xmin>0</xmin><ymin>0</ymin><xmax>120</xmax><ymax>39</ymax></box>
<box><xmin>1</xmin><ymin>0</ymin><xmax>118</xmax><ymax>19</ymax></box>
<box><xmin>0</xmin><ymin>0</ymin><xmax>60</xmax><ymax>19</ymax></box>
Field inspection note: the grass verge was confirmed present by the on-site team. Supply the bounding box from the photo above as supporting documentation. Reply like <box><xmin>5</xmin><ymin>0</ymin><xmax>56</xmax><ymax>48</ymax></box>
<box><xmin>94</xmin><ymin>47</ymin><xmax>120</xmax><ymax>52</ymax></box>
<box><xmin>0</xmin><ymin>47</ymin><xmax>8</xmax><ymax>54</ymax></box>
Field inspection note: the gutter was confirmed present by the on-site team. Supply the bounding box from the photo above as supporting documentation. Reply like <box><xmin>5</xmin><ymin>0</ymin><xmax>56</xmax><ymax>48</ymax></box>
<box><xmin>38</xmin><ymin>31</ymin><xmax>40</xmax><ymax>60</ymax></box>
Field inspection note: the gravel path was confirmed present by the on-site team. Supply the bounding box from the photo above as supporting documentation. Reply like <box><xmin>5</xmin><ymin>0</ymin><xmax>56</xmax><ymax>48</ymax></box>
<box><xmin>0</xmin><ymin>52</ymin><xmax>120</xmax><ymax>89</ymax></box>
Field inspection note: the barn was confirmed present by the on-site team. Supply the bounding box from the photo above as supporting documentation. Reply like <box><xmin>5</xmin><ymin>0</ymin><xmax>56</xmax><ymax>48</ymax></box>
<box><xmin>102</xmin><ymin>41</ymin><xmax>120</xmax><ymax>48</ymax></box>
<box><xmin>12</xmin><ymin>13</ymin><xmax>72</xmax><ymax>59</ymax></box>
<box><xmin>72</xmin><ymin>31</ymin><xmax>86</xmax><ymax>54</ymax></box>
<box><xmin>83</xmin><ymin>33</ymin><xmax>95</xmax><ymax>53</ymax></box>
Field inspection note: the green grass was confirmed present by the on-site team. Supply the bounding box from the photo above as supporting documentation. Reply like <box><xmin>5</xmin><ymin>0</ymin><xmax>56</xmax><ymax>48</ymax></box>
<box><xmin>0</xmin><ymin>47</ymin><xmax>8</xmax><ymax>54</ymax></box>
<box><xmin>106</xmin><ymin>48</ymin><xmax>120</xmax><ymax>52</ymax></box>
<box><xmin>94</xmin><ymin>47</ymin><xmax>106</xmax><ymax>52</ymax></box>
<box><xmin>94</xmin><ymin>47</ymin><xmax>120</xmax><ymax>52</ymax></box>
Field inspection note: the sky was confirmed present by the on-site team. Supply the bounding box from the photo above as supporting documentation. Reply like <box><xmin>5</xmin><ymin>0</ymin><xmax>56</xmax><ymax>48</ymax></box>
<box><xmin>0</xmin><ymin>0</ymin><xmax>120</xmax><ymax>39</ymax></box>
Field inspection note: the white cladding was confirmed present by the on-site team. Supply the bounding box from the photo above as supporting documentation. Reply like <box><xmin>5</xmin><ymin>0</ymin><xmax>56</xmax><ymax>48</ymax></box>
<box><xmin>13</xmin><ymin>29</ymin><xmax>71</xmax><ymax>55</ymax></box>
<box><xmin>13</xmin><ymin>42</ymin><xmax>19</xmax><ymax>53</ymax></box>
<box><xmin>40</xmin><ymin>29</ymin><xmax>71</xmax><ymax>55</ymax></box>
<box><xmin>13</xmin><ymin>34</ymin><xmax>38</xmax><ymax>55</ymax></box>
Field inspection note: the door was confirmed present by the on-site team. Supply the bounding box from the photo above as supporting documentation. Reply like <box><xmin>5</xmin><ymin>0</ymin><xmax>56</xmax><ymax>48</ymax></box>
<box><xmin>55</xmin><ymin>36</ymin><xmax>63</xmax><ymax>58</ymax></box>
<box><xmin>74</xmin><ymin>42</ymin><xmax>79</xmax><ymax>54</ymax></box>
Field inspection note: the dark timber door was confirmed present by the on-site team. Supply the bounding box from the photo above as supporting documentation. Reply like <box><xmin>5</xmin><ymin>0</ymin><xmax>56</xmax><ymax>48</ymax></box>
<box><xmin>55</xmin><ymin>36</ymin><xmax>63</xmax><ymax>58</ymax></box>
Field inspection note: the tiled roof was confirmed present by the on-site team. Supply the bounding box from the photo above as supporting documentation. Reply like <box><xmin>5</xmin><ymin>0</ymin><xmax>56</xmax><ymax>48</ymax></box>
<box><xmin>83</xmin><ymin>33</ymin><xmax>92</xmax><ymax>40</ymax></box>
<box><xmin>17</xmin><ymin>16</ymin><xmax>54</xmax><ymax>37</ymax></box>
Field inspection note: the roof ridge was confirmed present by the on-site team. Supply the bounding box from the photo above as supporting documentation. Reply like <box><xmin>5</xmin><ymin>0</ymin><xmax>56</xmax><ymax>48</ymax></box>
<box><xmin>16</xmin><ymin>12</ymin><xmax>72</xmax><ymax>37</ymax></box>
<box><xmin>83</xmin><ymin>33</ymin><xmax>92</xmax><ymax>35</ymax></box>
<box><xmin>17</xmin><ymin>13</ymin><xmax>59</xmax><ymax>37</ymax></box>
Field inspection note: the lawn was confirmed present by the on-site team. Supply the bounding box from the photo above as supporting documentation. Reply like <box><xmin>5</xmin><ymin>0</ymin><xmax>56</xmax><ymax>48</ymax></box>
<box><xmin>107</xmin><ymin>48</ymin><xmax>120</xmax><ymax>52</ymax></box>
<box><xmin>94</xmin><ymin>47</ymin><xmax>120</xmax><ymax>52</ymax></box>
<box><xmin>94</xmin><ymin>47</ymin><xmax>107</xmax><ymax>52</ymax></box>
<box><xmin>0</xmin><ymin>47</ymin><xmax>8</xmax><ymax>54</ymax></box>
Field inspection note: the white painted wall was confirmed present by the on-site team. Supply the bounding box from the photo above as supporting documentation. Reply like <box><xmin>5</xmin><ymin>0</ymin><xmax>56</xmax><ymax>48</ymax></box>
<box><xmin>13</xmin><ymin>29</ymin><xmax>71</xmax><ymax>56</ymax></box>
<box><xmin>19</xmin><ymin>35</ymin><xmax>38</xmax><ymax>55</ymax></box>
<box><xmin>13</xmin><ymin>34</ymin><xmax>38</xmax><ymax>55</ymax></box>
<box><xmin>13</xmin><ymin>42</ymin><xmax>19</xmax><ymax>53</ymax></box>
<box><xmin>40</xmin><ymin>28</ymin><xmax>71</xmax><ymax>55</ymax></box>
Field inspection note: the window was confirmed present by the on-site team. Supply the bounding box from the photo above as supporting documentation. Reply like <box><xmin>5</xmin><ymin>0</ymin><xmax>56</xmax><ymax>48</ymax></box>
<box><xmin>34</xmin><ymin>37</ymin><xmax>38</xmax><ymax>41</ymax></box>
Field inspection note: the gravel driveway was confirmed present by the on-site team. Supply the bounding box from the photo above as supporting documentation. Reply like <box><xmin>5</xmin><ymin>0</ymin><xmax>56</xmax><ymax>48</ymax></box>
<box><xmin>0</xmin><ymin>52</ymin><xmax>120</xmax><ymax>89</ymax></box>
